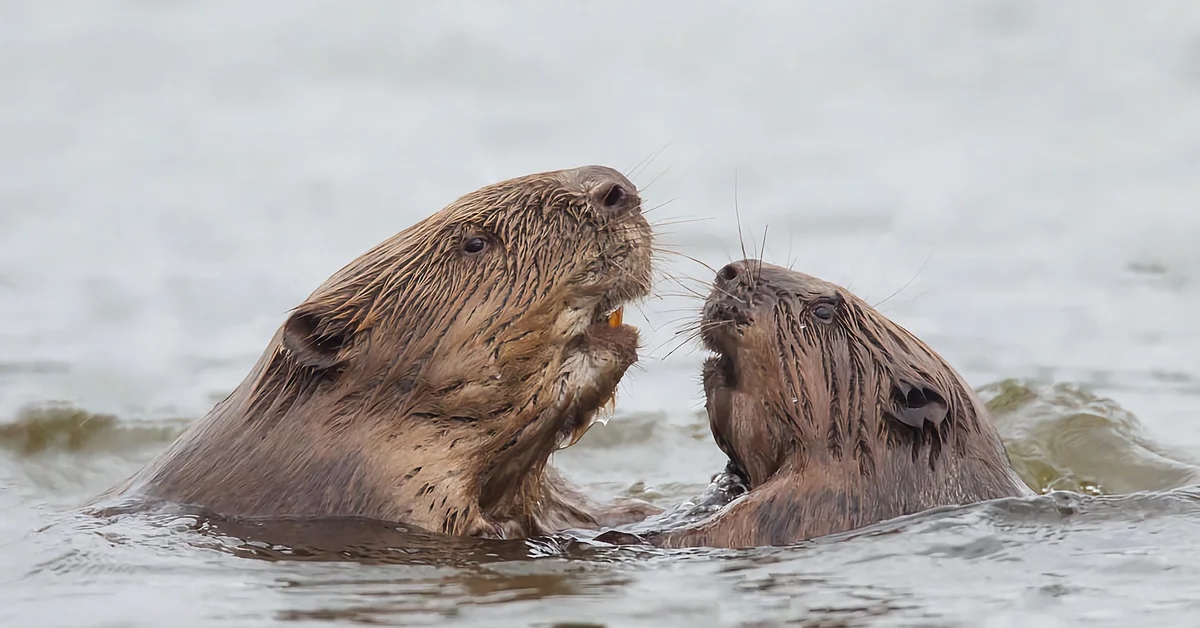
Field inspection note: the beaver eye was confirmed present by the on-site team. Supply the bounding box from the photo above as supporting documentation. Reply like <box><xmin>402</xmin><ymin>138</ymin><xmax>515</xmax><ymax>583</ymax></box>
<box><xmin>460</xmin><ymin>236</ymin><xmax>488</xmax><ymax>256</ymax></box>
<box><xmin>812</xmin><ymin>302</ymin><xmax>835</xmax><ymax>323</ymax></box>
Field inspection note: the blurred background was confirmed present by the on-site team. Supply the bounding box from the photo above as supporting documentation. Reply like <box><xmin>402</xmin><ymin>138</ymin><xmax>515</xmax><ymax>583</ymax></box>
<box><xmin>2</xmin><ymin>2</ymin><xmax>1199</xmax><ymax>626</ymax></box>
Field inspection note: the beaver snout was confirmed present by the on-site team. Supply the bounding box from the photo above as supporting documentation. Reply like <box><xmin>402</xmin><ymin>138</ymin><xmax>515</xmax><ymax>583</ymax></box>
<box><xmin>707</xmin><ymin>260</ymin><xmax>757</xmax><ymax>324</ymax></box>
<box><xmin>568</xmin><ymin>165</ymin><xmax>642</xmax><ymax>218</ymax></box>
<box><xmin>712</xmin><ymin>260</ymin><xmax>762</xmax><ymax>297</ymax></box>
<box><xmin>710</xmin><ymin>301</ymin><xmax>743</xmax><ymax>323</ymax></box>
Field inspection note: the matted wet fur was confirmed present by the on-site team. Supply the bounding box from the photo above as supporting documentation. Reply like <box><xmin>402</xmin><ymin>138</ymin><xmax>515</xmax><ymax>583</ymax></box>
<box><xmin>97</xmin><ymin>165</ymin><xmax>662</xmax><ymax>539</ymax></box>
<box><xmin>654</xmin><ymin>259</ymin><xmax>1031</xmax><ymax>548</ymax></box>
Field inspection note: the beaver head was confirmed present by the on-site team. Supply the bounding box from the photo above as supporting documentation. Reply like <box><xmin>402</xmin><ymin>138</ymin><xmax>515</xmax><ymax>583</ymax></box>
<box><xmin>677</xmin><ymin>259</ymin><xmax>1027</xmax><ymax>546</ymax></box>
<box><xmin>124</xmin><ymin>165</ymin><xmax>654</xmax><ymax>538</ymax></box>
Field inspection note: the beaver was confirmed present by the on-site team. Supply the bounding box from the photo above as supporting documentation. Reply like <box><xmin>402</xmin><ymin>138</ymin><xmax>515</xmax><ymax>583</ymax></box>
<box><xmin>650</xmin><ymin>259</ymin><xmax>1031</xmax><ymax>548</ymax></box>
<box><xmin>98</xmin><ymin>165</ymin><xmax>662</xmax><ymax>539</ymax></box>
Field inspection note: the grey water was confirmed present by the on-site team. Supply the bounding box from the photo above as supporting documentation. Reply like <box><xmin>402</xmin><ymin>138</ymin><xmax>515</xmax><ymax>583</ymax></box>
<box><xmin>3</xmin><ymin>1</ymin><xmax>1200</xmax><ymax>626</ymax></box>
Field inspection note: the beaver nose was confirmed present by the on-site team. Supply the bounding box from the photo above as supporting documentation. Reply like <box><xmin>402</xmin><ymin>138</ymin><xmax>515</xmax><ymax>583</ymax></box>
<box><xmin>717</xmin><ymin>263</ymin><xmax>740</xmax><ymax>283</ymax></box>
<box><xmin>572</xmin><ymin>165</ymin><xmax>641</xmax><ymax>217</ymax></box>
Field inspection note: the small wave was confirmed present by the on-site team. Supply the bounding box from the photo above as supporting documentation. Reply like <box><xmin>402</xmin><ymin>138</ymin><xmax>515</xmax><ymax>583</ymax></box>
<box><xmin>0</xmin><ymin>403</ymin><xmax>189</xmax><ymax>457</ymax></box>
<box><xmin>982</xmin><ymin>379</ymin><xmax>1200</xmax><ymax>495</ymax></box>
<box><xmin>823</xmin><ymin>485</ymin><xmax>1200</xmax><ymax>544</ymax></box>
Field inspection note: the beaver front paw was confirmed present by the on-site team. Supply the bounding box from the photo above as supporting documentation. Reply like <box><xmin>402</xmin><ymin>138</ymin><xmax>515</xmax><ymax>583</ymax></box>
<box><xmin>460</xmin><ymin>515</ymin><xmax>507</xmax><ymax>540</ymax></box>
<box><xmin>594</xmin><ymin>528</ymin><xmax>657</xmax><ymax>546</ymax></box>
<box><xmin>595</xmin><ymin>497</ymin><xmax>665</xmax><ymax>527</ymax></box>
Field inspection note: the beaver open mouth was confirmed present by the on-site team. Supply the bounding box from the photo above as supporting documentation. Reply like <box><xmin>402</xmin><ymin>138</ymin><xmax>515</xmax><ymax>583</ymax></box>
<box><xmin>699</xmin><ymin>295</ymin><xmax>744</xmax><ymax>394</ymax></box>
<box><xmin>554</xmin><ymin>295</ymin><xmax>642</xmax><ymax>451</ymax></box>
<box><xmin>700</xmin><ymin>349</ymin><xmax>760</xmax><ymax>491</ymax></box>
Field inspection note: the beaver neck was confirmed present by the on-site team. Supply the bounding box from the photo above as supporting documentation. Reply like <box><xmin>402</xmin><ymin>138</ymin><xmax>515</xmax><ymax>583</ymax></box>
<box><xmin>781</xmin><ymin>400</ymin><xmax>1027</xmax><ymax>535</ymax></box>
<box><xmin>125</xmin><ymin>346</ymin><xmax>570</xmax><ymax>537</ymax></box>
<box><xmin>474</xmin><ymin>386</ymin><xmax>600</xmax><ymax>528</ymax></box>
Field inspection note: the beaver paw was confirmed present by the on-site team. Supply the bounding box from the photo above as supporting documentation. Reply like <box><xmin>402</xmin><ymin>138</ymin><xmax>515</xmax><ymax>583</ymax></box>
<box><xmin>694</xmin><ymin>469</ymin><xmax>748</xmax><ymax>512</ymax></box>
<box><xmin>593</xmin><ymin>529</ymin><xmax>656</xmax><ymax>546</ymax></box>
<box><xmin>460</xmin><ymin>516</ymin><xmax>506</xmax><ymax>540</ymax></box>
<box><xmin>596</xmin><ymin>497</ymin><xmax>665</xmax><ymax>527</ymax></box>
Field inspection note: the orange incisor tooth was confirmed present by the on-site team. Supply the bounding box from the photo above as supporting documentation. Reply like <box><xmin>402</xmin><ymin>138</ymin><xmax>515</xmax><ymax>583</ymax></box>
<box><xmin>608</xmin><ymin>307</ymin><xmax>624</xmax><ymax>328</ymax></box>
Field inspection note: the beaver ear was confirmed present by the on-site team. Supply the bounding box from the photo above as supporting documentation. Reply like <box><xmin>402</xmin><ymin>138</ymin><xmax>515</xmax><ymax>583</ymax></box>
<box><xmin>281</xmin><ymin>305</ymin><xmax>354</xmax><ymax>370</ymax></box>
<box><xmin>885</xmin><ymin>380</ymin><xmax>948</xmax><ymax>429</ymax></box>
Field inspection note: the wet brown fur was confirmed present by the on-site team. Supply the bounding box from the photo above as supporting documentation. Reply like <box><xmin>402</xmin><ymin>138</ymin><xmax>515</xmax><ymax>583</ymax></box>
<box><xmin>658</xmin><ymin>260</ymin><xmax>1030</xmax><ymax>549</ymax></box>
<box><xmin>100</xmin><ymin>165</ymin><xmax>662</xmax><ymax>539</ymax></box>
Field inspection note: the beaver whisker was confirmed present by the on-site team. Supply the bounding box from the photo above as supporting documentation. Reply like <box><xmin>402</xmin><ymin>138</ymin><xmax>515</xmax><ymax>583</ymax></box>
<box><xmin>651</xmin><ymin>248</ymin><xmax>708</xmax><ymax>270</ymax></box>
<box><xmin>658</xmin><ymin>314</ymin><xmax>707</xmax><ymax>331</ymax></box>
<box><xmin>627</xmin><ymin>301</ymin><xmax>660</xmax><ymax>333</ymax></box>
<box><xmin>657</xmin><ymin>336</ymin><xmax>705</xmax><ymax>361</ymax></box>
<box><xmin>656</xmin><ymin>249</ymin><xmax>720</xmax><ymax>275</ymax></box>
<box><xmin>650</xmin><ymin>294</ymin><xmax>706</xmax><ymax>307</ymax></box>
<box><xmin>696</xmin><ymin>319</ymin><xmax>733</xmax><ymax>335</ymax></box>
<box><xmin>634</xmin><ymin>165</ymin><xmax>673</xmax><ymax>195</ymax></box>
<box><xmin>649</xmin><ymin>219</ymin><xmax>714</xmax><ymax>234</ymax></box>
<box><xmin>672</xmin><ymin>312</ymin><xmax>715</xmax><ymax>331</ymax></box>
<box><xmin>624</xmin><ymin>142</ymin><xmax>670</xmax><ymax>181</ymax></box>
<box><xmin>869</xmin><ymin>250</ymin><xmax>934</xmax><ymax>311</ymax></box>
<box><xmin>649</xmin><ymin>246</ymin><xmax>697</xmax><ymax>262</ymax></box>
<box><xmin>753</xmin><ymin>225</ymin><xmax>770</xmax><ymax>271</ymax></box>
<box><xmin>874</xmin><ymin>287</ymin><xmax>936</xmax><ymax>315</ymax></box>
<box><xmin>649</xmin><ymin>331</ymin><xmax>696</xmax><ymax>358</ymax></box>
<box><xmin>641</xmin><ymin>227</ymin><xmax>695</xmax><ymax>242</ymax></box>
<box><xmin>661</xmin><ymin>270</ymin><xmax>711</xmax><ymax>290</ymax></box>
<box><xmin>651</xmin><ymin>264</ymin><xmax>701</xmax><ymax>287</ymax></box>
<box><xmin>731</xmin><ymin>169</ymin><xmax>748</xmax><ymax>264</ymax></box>
<box><xmin>648</xmin><ymin>214</ymin><xmax>713</xmax><ymax>228</ymax></box>
<box><xmin>662</xmin><ymin>317</ymin><xmax>710</xmax><ymax>343</ymax></box>
<box><xmin>603</xmin><ymin>255</ymin><xmax>643</xmax><ymax>287</ymax></box>
<box><xmin>641</xmin><ymin>198</ymin><xmax>679</xmax><ymax>217</ymax></box>
<box><xmin>709</xmin><ymin>281</ymin><xmax>745</xmax><ymax>305</ymax></box>
<box><xmin>650</xmin><ymin>318</ymin><xmax>722</xmax><ymax>357</ymax></box>
<box><xmin>655</xmin><ymin>319</ymin><xmax>731</xmax><ymax>361</ymax></box>
<box><xmin>659</xmin><ymin>280</ymin><xmax>710</xmax><ymax>302</ymax></box>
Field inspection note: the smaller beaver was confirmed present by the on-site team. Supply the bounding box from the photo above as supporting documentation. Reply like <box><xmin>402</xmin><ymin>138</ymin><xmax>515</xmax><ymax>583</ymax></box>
<box><xmin>652</xmin><ymin>260</ymin><xmax>1031</xmax><ymax>549</ymax></box>
<box><xmin>97</xmin><ymin>165</ymin><xmax>662</xmax><ymax>540</ymax></box>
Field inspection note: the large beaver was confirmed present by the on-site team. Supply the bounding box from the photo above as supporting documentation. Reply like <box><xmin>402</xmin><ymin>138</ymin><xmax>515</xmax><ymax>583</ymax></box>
<box><xmin>99</xmin><ymin>165</ymin><xmax>662</xmax><ymax>539</ymax></box>
<box><xmin>651</xmin><ymin>259</ymin><xmax>1031</xmax><ymax>548</ymax></box>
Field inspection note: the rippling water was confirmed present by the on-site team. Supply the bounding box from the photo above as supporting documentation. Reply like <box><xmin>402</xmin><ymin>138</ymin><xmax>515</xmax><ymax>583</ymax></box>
<box><xmin>3</xmin><ymin>1</ymin><xmax>1200</xmax><ymax>626</ymax></box>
